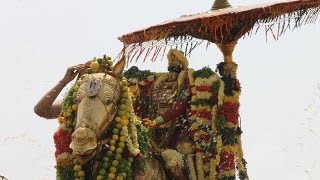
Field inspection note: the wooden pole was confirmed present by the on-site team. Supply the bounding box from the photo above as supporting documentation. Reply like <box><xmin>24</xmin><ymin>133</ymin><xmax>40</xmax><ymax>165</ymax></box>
<box><xmin>216</xmin><ymin>41</ymin><xmax>237</xmax><ymax>63</ymax></box>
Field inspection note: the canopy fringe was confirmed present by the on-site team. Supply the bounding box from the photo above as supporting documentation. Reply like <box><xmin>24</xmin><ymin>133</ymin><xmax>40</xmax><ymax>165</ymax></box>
<box><xmin>120</xmin><ymin>5</ymin><xmax>320</xmax><ymax>62</ymax></box>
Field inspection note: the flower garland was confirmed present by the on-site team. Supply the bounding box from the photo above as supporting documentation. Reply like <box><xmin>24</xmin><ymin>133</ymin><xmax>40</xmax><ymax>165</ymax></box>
<box><xmin>54</xmin><ymin>56</ymin><xmax>149</xmax><ymax>180</ymax></box>
<box><xmin>55</xmin><ymin>80</ymin><xmax>80</xmax><ymax>179</ymax></box>
<box><xmin>186</xmin><ymin>64</ymin><xmax>248</xmax><ymax>180</ymax></box>
<box><xmin>96</xmin><ymin>75</ymin><xmax>151</xmax><ymax>180</ymax></box>
<box><xmin>94</xmin><ymin>77</ymin><xmax>139</xmax><ymax>180</ymax></box>
<box><xmin>216</xmin><ymin>62</ymin><xmax>248</xmax><ymax>180</ymax></box>
<box><xmin>187</xmin><ymin>67</ymin><xmax>225</xmax><ymax>180</ymax></box>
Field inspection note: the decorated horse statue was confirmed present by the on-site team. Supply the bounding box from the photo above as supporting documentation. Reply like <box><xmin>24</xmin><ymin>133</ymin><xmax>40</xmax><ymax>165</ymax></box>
<box><xmin>53</xmin><ymin>52</ymin><xmax>248</xmax><ymax>180</ymax></box>
<box><xmin>53</xmin><ymin>56</ymin><xmax>167</xmax><ymax>180</ymax></box>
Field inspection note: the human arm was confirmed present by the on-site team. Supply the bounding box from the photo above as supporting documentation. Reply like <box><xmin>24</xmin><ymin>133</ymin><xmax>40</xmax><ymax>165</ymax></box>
<box><xmin>143</xmin><ymin>88</ymin><xmax>189</xmax><ymax>128</ymax></box>
<box><xmin>34</xmin><ymin>64</ymin><xmax>86</xmax><ymax>119</ymax></box>
<box><xmin>143</xmin><ymin>99</ymin><xmax>188</xmax><ymax>128</ymax></box>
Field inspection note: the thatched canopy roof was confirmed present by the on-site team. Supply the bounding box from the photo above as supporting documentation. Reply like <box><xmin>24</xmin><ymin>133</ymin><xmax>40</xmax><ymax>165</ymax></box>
<box><xmin>118</xmin><ymin>0</ymin><xmax>320</xmax><ymax>61</ymax></box>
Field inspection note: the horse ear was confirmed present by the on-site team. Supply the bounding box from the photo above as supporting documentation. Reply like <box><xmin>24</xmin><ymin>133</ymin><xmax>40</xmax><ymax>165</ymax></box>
<box><xmin>113</xmin><ymin>55</ymin><xmax>126</xmax><ymax>76</ymax></box>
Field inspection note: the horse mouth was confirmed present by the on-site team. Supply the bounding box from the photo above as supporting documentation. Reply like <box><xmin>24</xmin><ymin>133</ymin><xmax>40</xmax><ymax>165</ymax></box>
<box><xmin>70</xmin><ymin>127</ymin><xmax>98</xmax><ymax>152</ymax></box>
<box><xmin>76</xmin><ymin>149</ymin><xmax>97</xmax><ymax>164</ymax></box>
<box><xmin>75</xmin><ymin>148</ymin><xmax>95</xmax><ymax>156</ymax></box>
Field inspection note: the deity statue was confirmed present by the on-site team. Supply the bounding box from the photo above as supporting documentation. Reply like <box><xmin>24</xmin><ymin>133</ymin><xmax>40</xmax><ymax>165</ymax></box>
<box><xmin>140</xmin><ymin>49</ymin><xmax>191</xmax><ymax>179</ymax></box>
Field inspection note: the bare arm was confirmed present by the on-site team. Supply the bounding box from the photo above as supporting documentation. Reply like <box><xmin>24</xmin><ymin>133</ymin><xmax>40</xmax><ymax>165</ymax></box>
<box><xmin>34</xmin><ymin>64</ymin><xmax>86</xmax><ymax>119</ymax></box>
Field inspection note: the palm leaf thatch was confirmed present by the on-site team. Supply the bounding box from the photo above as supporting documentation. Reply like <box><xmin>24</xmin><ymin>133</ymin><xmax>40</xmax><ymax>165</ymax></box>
<box><xmin>118</xmin><ymin>0</ymin><xmax>320</xmax><ymax>61</ymax></box>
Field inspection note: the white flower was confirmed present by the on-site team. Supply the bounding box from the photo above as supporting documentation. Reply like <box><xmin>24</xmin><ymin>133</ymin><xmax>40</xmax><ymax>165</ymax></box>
<box><xmin>123</xmin><ymin>121</ymin><xmax>140</xmax><ymax>156</ymax></box>
<box><xmin>161</xmin><ymin>149</ymin><xmax>184</xmax><ymax>168</ymax></box>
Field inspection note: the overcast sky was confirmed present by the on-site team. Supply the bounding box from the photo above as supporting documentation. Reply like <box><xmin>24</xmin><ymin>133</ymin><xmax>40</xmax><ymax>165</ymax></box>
<box><xmin>0</xmin><ymin>0</ymin><xmax>320</xmax><ymax>179</ymax></box>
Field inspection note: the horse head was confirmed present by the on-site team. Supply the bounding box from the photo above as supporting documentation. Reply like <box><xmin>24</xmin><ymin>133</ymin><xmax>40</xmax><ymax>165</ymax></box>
<box><xmin>70</xmin><ymin>57</ymin><xmax>125</xmax><ymax>164</ymax></box>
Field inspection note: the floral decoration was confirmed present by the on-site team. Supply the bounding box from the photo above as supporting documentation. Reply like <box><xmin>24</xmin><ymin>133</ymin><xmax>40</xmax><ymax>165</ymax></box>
<box><xmin>187</xmin><ymin>67</ymin><xmax>225</xmax><ymax>180</ymax></box>
<box><xmin>216</xmin><ymin>62</ymin><xmax>248</xmax><ymax>180</ymax></box>
<box><xmin>54</xmin><ymin>56</ymin><xmax>149</xmax><ymax>180</ymax></box>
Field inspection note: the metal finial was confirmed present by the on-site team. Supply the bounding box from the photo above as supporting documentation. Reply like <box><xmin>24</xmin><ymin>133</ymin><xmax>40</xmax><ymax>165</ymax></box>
<box><xmin>211</xmin><ymin>0</ymin><xmax>232</xmax><ymax>10</ymax></box>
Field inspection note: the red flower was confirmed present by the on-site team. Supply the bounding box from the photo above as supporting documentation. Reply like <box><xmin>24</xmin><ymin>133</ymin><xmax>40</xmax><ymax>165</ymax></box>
<box><xmin>189</xmin><ymin>129</ymin><xmax>198</xmax><ymax>140</ymax></box>
<box><xmin>221</xmin><ymin>102</ymin><xmax>239</xmax><ymax>125</ymax></box>
<box><xmin>202</xmin><ymin>154</ymin><xmax>211</xmax><ymax>165</ymax></box>
<box><xmin>216</xmin><ymin>106</ymin><xmax>224</xmax><ymax>117</ymax></box>
<box><xmin>218</xmin><ymin>151</ymin><xmax>235</xmax><ymax>172</ymax></box>
<box><xmin>198</xmin><ymin>110</ymin><xmax>212</xmax><ymax>120</ymax></box>
<box><xmin>233</xmin><ymin>79</ymin><xmax>241</xmax><ymax>91</ymax></box>
<box><xmin>195</xmin><ymin>85</ymin><xmax>212</xmax><ymax>92</ymax></box>
<box><xmin>135</xmin><ymin>153</ymin><xmax>142</xmax><ymax>160</ymax></box>
<box><xmin>189</xmin><ymin>110</ymin><xmax>212</xmax><ymax>120</ymax></box>
<box><xmin>195</xmin><ymin>148</ymin><xmax>202</xmax><ymax>153</ymax></box>
<box><xmin>200</xmin><ymin>133</ymin><xmax>210</xmax><ymax>142</ymax></box>
<box><xmin>53</xmin><ymin>128</ymin><xmax>72</xmax><ymax>157</ymax></box>
<box><xmin>189</xmin><ymin>111</ymin><xmax>197</xmax><ymax>117</ymax></box>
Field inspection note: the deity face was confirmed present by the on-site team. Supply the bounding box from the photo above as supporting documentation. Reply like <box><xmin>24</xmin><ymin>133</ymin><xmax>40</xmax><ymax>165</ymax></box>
<box><xmin>168</xmin><ymin>71</ymin><xmax>179</xmax><ymax>81</ymax></box>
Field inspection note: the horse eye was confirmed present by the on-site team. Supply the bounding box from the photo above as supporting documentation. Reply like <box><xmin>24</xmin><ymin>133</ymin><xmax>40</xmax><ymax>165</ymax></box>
<box><xmin>105</xmin><ymin>98</ymin><xmax>113</xmax><ymax>105</ymax></box>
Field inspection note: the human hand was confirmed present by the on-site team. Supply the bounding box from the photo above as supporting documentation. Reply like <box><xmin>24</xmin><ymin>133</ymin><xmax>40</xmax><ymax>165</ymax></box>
<box><xmin>61</xmin><ymin>64</ymin><xmax>86</xmax><ymax>84</ymax></box>
<box><xmin>142</xmin><ymin>119</ymin><xmax>157</xmax><ymax>129</ymax></box>
<box><xmin>177</xmin><ymin>141</ymin><xmax>195</xmax><ymax>155</ymax></box>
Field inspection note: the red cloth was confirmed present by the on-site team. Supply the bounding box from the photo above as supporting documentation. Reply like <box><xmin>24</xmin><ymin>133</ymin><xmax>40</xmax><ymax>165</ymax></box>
<box><xmin>143</xmin><ymin>79</ymin><xmax>152</xmax><ymax>96</ymax></box>
<box><xmin>157</xmin><ymin>72</ymin><xmax>192</xmax><ymax>123</ymax></box>
<box><xmin>161</xmin><ymin>99</ymin><xmax>188</xmax><ymax>123</ymax></box>
<box><xmin>133</xmin><ymin>99</ymin><xmax>149</xmax><ymax>119</ymax></box>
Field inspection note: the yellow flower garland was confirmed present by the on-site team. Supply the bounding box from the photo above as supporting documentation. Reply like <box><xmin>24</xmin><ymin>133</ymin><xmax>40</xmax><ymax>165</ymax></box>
<box><xmin>217</xmin><ymin>61</ymin><xmax>248</xmax><ymax>180</ymax></box>
<box><xmin>187</xmin><ymin>68</ymin><xmax>225</xmax><ymax>180</ymax></box>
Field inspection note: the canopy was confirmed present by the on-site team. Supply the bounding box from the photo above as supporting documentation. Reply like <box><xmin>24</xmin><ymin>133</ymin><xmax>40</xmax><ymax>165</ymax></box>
<box><xmin>118</xmin><ymin>0</ymin><xmax>320</xmax><ymax>61</ymax></box>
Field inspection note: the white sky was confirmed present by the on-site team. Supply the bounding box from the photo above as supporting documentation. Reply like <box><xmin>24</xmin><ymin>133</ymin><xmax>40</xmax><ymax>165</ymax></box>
<box><xmin>0</xmin><ymin>0</ymin><xmax>319</xmax><ymax>179</ymax></box>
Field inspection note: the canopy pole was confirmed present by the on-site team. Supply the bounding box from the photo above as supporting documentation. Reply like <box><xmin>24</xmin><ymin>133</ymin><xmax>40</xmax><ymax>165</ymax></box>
<box><xmin>216</xmin><ymin>41</ymin><xmax>237</xmax><ymax>63</ymax></box>
<box><xmin>215</xmin><ymin>41</ymin><xmax>249</xmax><ymax>179</ymax></box>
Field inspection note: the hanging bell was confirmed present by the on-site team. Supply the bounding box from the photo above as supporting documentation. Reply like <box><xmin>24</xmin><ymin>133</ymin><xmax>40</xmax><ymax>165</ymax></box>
<box><xmin>211</xmin><ymin>0</ymin><xmax>231</xmax><ymax>10</ymax></box>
